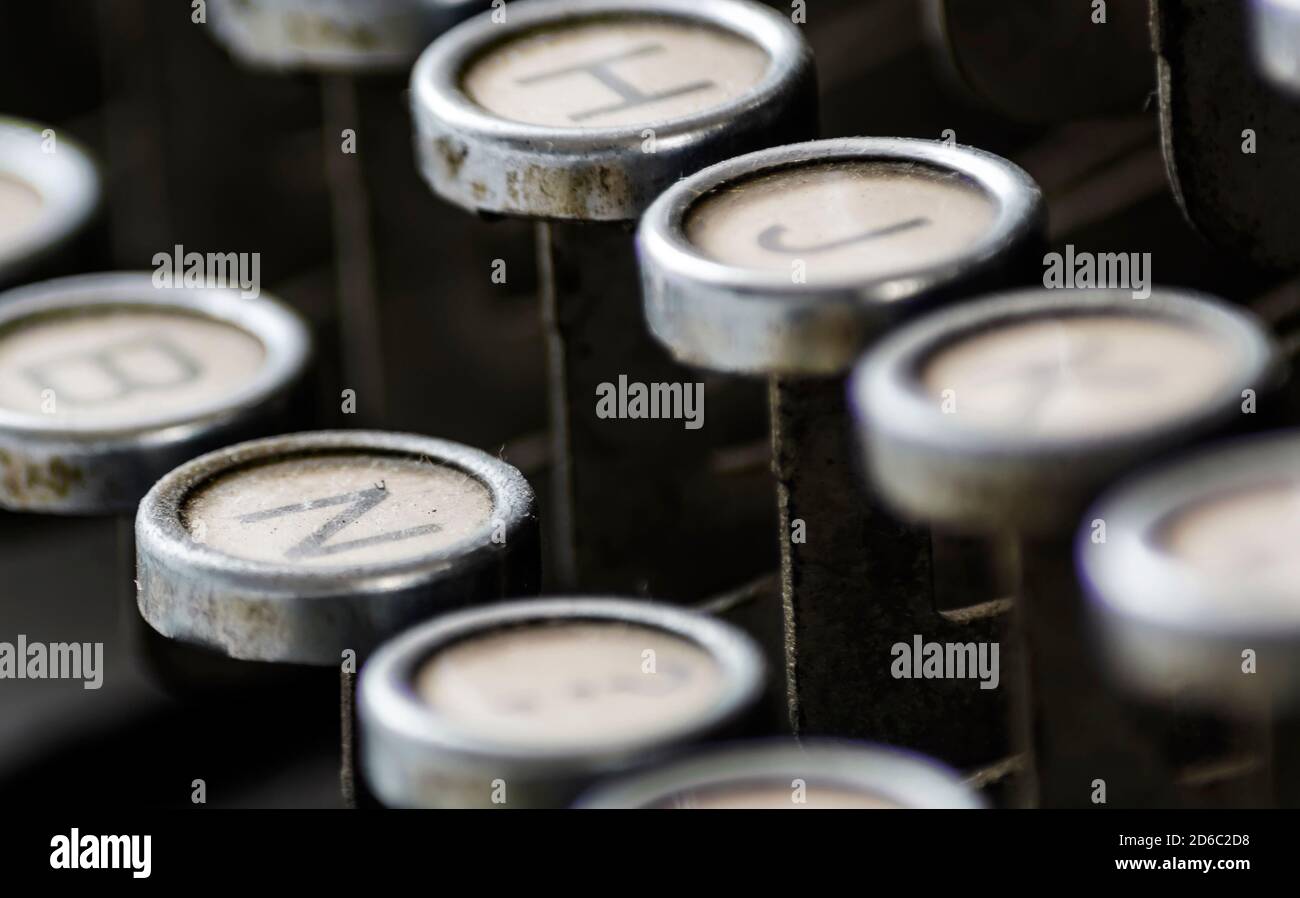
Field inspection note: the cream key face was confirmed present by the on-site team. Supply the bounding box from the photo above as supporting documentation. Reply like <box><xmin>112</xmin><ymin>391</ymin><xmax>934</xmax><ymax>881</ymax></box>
<box><xmin>461</xmin><ymin>18</ymin><xmax>769</xmax><ymax>128</ymax></box>
<box><xmin>1158</xmin><ymin>482</ymin><xmax>1300</xmax><ymax>606</ymax></box>
<box><xmin>415</xmin><ymin>621</ymin><xmax>727</xmax><ymax>751</ymax></box>
<box><xmin>686</xmin><ymin>161</ymin><xmax>996</xmax><ymax>285</ymax></box>
<box><xmin>0</xmin><ymin>173</ymin><xmax>44</xmax><ymax>247</ymax></box>
<box><xmin>181</xmin><ymin>453</ymin><xmax>494</xmax><ymax>568</ymax></box>
<box><xmin>658</xmin><ymin>782</ymin><xmax>901</xmax><ymax>809</ymax></box>
<box><xmin>921</xmin><ymin>315</ymin><xmax>1237</xmax><ymax>440</ymax></box>
<box><xmin>0</xmin><ymin>308</ymin><xmax>265</xmax><ymax>425</ymax></box>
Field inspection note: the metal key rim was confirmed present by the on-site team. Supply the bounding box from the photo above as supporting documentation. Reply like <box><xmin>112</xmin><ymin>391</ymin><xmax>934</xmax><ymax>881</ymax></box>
<box><xmin>410</xmin><ymin>0</ymin><xmax>814</xmax><ymax>220</ymax></box>
<box><xmin>1080</xmin><ymin>430</ymin><xmax>1300</xmax><ymax>708</ymax></box>
<box><xmin>850</xmin><ymin>288</ymin><xmax>1281</xmax><ymax>532</ymax></box>
<box><xmin>572</xmin><ymin>739</ymin><xmax>985</xmax><ymax>808</ymax></box>
<box><xmin>137</xmin><ymin>429</ymin><xmax>535</xmax><ymax>594</ymax></box>
<box><xmin>637</xmin><ymin>138</ymin><xmax>1044</xmax><ymax>375</ymax></box>
<box><xmin>0</xmin><ymin>272</ymin><xmax>310</xmax><ymax>440</ymax></box>
<box><xmin>0</xmin><ymin>118</ymin><xmax>100</xmax><ymax>284</ymax></box>
<box><xmin>359</xmin><ymin>597</ymin><xmax>764</xmax><ymax>779</ymax></box>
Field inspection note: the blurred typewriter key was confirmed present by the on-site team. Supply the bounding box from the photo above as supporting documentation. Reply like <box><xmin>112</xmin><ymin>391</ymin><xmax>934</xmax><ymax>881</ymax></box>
<box><xmin>207</xmin><ymin>0</ymin><xmax>486</xmax><ymax>72</ymax></box>
<box><xmin>574</xmin><ymin>739</ymin><xmax>984</xmax><ymax>809</ymax></box>
<box><xmin>411</xmin><ymin>0</ymin><xmax>816</xmax><ymax>597</ymax></box>
<box><xmin>924</xmin><ymin>0</ymin><xmax>1152</xmax><ymax>122</ymax></box>
<box><xmin>1082</xmin><ymin>430</ymin><xmax>1300</xmax><ymax>807</ymax></box>
<box><xmin>136</xmin><ymin>429</ymin><xmax>539</xmax><ymax>806</ymax></box>
<box><xmin>1154</xmin><ymin>0</ymin><xmax>1300</xmax><ymax>269</ymax></box>
<box><xmin>0</xmin><ymin>272</ymin><xmax>309</xmax><ymax>789</ymax></box>
<box><xmin>639</xmin><ymin>137</ymin><xmax>1044</xmax><ymax>765</ymax></box>
<box><xmin>0</xmin><ymin>117</ymin><xmax>100</xmax><ymax>288</ymax></box>
<box><xmin>853</xmin><ymin>287</ymin><xmax>1282</xmax><ymax>807</ymax></box>
<box><xmin>1253</xmin><ymin>0</ymin><xmax>1300</xmax><ymax>92</ymax></box>
<box><xmin>359</xmin><ymin>597</ymin><xmax>764</xmax><ymax>807</ymax></box>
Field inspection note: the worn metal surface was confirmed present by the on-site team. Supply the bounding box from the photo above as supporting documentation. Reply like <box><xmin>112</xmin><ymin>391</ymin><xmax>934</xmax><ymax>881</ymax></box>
<box><xmin>410</xmin><ymin>0</ymin><xmax>817</xmax><ymax>221</ymax></box>
<box><xmin>359</xmin><ymin>597</ymin><xmax>765</xmax><ymax>808</ymax></box>
<box><xmin>1153</xmin><ymin>0</ymin><xmax>1300</xmax><ymax>269</ymax></box>
<box><xmin>539</xmin><ymin>220</ymin><xmax>772</xmax><ymax>598</ymax></box>
<box><xmin>1015</xmin><ymin>537</ymin><xmax>1182</xmax><ymax>808</ymax></box>
<box><xmin>772</xmin><ymin>375</ymin><xmax>1008</xmax><ymax>766</ymax></box>
<box><xmin>0</xmin><ymin>273</ymin><xmax>312</xmax><ymax>514</ymax></box>
<box><xmin>136</xmin><ymin>430</ymin><xmax>540</xmax><ymax>665</ymax></box>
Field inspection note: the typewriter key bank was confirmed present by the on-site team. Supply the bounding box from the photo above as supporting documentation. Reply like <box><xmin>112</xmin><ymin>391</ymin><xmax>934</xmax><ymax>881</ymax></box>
<box><xmin>640</xmin><ymin>137</ymin><xmax>1045</xmax><ymax>767</ymax></box>
<box><xmin>0</xmin><ymin>273</ymin><xmax>311</xmax><ymax>801</ymax></box>
<box><xmin>412</xmin><ymin>0</ymin><xmax>817</xmax><ymax>599</ymax></box>
<box><xmin>136</xmin><ymin>430</ymin><xmax>539</xmax><ymax>807</ymax></box>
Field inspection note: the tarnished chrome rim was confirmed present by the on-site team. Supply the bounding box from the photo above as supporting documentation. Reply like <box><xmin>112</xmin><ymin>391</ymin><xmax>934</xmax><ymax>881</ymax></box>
<box><xmin>137</xmin><ymin>430</ymin><xmax>538</xmax><ymax>664</ymax></box>
<box><xmin>850</xmin><ymin>287</ymin><xmax>1280</xmax><ymax>534</ymax></box>
<box><xmin>359</xmin><ymin>597</ymin><xmax>764</xmax><ymax>806</ymax></box>
<box><xmin>573</xmin><ymin>739</ymin><xmax>985</xmax><ymax>808</ymax></box>
<box><xmin>410</xmin><ymin>0</ymin><xmax>816</xmax><ymax>220</ymax></box>
<box><xmin>639</xmin><ymin>137</ymin><xmax>1044</xmax><ymax>375</ymax></box>
<box><xmin>0</xmin><ymin>273</ymin><xmax>311</xmax><ymax>514</ymax></box>
<box><xmin>0</xmin><ymin>118</ymin><xmax>100</xmax><ymax>285</ymax></box>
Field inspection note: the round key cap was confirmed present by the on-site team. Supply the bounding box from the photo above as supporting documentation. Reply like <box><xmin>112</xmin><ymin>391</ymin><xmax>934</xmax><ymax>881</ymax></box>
<box><xmin>852</xmin><ymin>286</ymin><xmax>1282</xmax><ymax>807</ymax></box>
<box><xmin>137</xmin><ymin>430</ymin><xmax>538</xmax><ymax>664</ymax></box>
<box><xmin>641</xmin><ymin>137</ymin><xmax>1044</xmax><ymax>376</ymax></box>
<box><xmin>411</xmin><ymin>0</ymin><xmax>815</xmax><ymax>221</ymax></box>
<box><xmin>853</xmin><ymin>288</ymin><xmax>1280</xmax><ymax>535</ymax></box>
<box><xmin>1081</xmin><ymin>430</ymin><xmax>1300</xmax><ymax>806</ymax></box>
<box><xmin>639</xmin><ymin>137</ymin><xmax>1044</xmax><ymax>767</ymax></box>
<box><xmin>359</xmin><ymin>597</ymin><xmax>764</xmax><ymax>807</ymax></box>
<box><xmin>574</xmin><ymin>740</ymin><xmax>983</xmax><ymax>809</ymax></box>
<box><xmin>208</xmin><ymin>0</ymin><xmax>485</xmax><ymax>72</ymax></box>
<box><xmin>0</xmin><ymin>118</ymin><xmax>99</xmax><ymax>288</ymax></box>
<box><xmin>0</xmin><ymin>272</ymin><xmax>310</xmax><ymax>514</ymax></box>
<box><xmin>1082</xmin><ymin>431</ymin><xmax>1300</xmax><ymax>710</ymax></box>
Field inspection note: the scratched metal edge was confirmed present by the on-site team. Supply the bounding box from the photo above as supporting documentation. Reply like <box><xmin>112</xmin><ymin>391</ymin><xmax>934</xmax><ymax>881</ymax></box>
<box><xmin>135</xmin><ymin>430</ymin><xmax>540</xmax><ymax>665</ymax></box>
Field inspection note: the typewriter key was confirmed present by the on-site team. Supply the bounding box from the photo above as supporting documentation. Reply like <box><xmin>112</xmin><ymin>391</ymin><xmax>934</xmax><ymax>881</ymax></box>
<box><xmin>574</xmin><ymin>740</ymin><xmax>983</xmax><ymax>809</ymax></box>
<box><xmin>411</xmin><ymin>0</ymin><xmax>815</xmax><ymax>597</ymax></box>
<box><xmin>137</xmin><ymin>430</ymin><xmax>539</xmax><ymax>805</ymax></box>
<box><xmin>0</xmin><ymin>118</ymin><xmax>100</xmax><ymax>288</ymax></box>
<box><xmin>1082</xmin><ymin>431</ymin><xmax>1300</xmax><ymax>807</ymax></box>
<box><xmin>638</xmin><ymin>137</ymin><xmax>1044</xmax><ymax>765</ymax></box>
<box><xmin>0</xmin><ymin>273</ymin><xmax>309</xmax><ymax>790</ymax></box>
<box><xmin>208</xmin><ymin>0</ymin><xmax>484</xmax><ymax>72</ymax></box>
<box><xmin>1154</xmin><ymin>0</ymin><xmax>1300</xmax><ymax>269</ymax></box>
<box><xmin>853</xmin><ymin>287</ymin><xmax>1282</xmax><ymax>806</ymax></box>
<box><xmin>359</xmin><ymin>597</ymin><xmax>764</xmax><ymax>807</ymax></box>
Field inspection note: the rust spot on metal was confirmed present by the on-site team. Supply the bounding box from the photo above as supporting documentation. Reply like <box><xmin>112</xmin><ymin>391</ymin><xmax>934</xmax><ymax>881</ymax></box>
<box><xmin>434</xmin><ymin>138</ymin><xmax>468</xmax><ymax>180</ymax></box>
<box><xmin>0</xmin><ymin>450</ymin><xmax>85</xmax><ymax>502</ymax></box>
